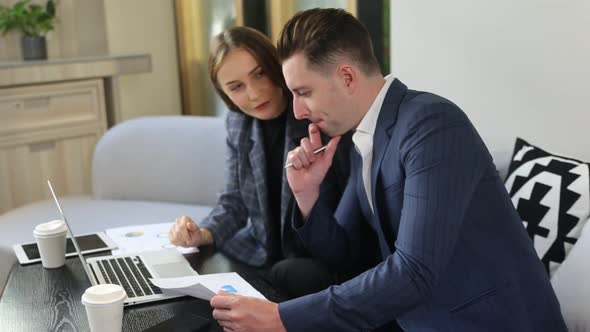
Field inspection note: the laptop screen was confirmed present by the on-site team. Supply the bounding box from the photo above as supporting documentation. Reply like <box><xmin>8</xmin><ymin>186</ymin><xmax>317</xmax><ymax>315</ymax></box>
<box><xmin>47</xmin><ymin>180</ymin><xmax>95</xmax><ymax>284</ymax></box>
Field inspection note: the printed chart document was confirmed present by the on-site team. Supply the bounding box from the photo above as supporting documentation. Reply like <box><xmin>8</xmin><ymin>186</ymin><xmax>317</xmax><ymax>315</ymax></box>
<box><xmin>105</xmin><ymin>222</ymin><xmax>199</xmax><ymax>255</ymax></box>
<box><xmin>150</xmin><ymin>272</ymin><xmax>266</xmax><ymax>300</ymax></box>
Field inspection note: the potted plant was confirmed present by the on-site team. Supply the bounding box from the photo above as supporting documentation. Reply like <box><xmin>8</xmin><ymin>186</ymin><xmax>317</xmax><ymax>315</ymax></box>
<box><xmin>0</xmin><ymin>0</ymin><xmax>56</xmax><ymax>61</ymax></box>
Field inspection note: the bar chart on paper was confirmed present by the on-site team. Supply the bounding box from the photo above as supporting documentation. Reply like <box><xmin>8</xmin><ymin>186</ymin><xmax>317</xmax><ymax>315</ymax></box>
<box><xmin>150</xmin><ymin>272</ymin><xmax>267</xmax><ymax>301</ymax></box>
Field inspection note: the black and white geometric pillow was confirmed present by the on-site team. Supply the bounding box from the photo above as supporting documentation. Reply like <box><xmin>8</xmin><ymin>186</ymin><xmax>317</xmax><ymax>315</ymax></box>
<box><xmin>505</xmin><ymin>138</ymin><xmax>590</xmax><ymax>276</ymax></box>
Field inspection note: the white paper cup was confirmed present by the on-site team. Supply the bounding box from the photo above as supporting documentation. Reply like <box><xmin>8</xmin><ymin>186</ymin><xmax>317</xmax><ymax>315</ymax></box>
<box><xmin>81</xmin><ymin>284</ymin><xmax>127</xmax><ymax>332</ymax></box>
<box><xmin>33</xmin><ymin>219</ymin><xmax>67</xmax><ymax>268</ymax></box>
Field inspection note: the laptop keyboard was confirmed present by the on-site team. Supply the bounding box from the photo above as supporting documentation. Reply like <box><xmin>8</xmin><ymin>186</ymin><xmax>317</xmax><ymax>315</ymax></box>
<box><xmin>97</xmin><ymin>256</ymin><xmax>163</xmax><ymax>299</ymax></box>
<box><xmin>95</xmin><ymin>258</ymin><xmax>290</xmax><ymax>302</ymax></box>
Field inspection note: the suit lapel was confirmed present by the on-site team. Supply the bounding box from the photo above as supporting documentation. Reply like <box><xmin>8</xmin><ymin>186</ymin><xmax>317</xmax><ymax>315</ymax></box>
<box><xmin>370</xmin><ymin>79</ymin><xmax>408</xmax><ymax>222</ymax></box>
<box><xmin>366</xmin><ymin>79</ymin><xmax>408</xmax><ymax>257</ymax></box>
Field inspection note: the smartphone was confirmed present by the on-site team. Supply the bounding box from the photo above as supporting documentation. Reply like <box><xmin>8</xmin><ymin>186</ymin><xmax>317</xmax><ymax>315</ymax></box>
<box><xmin>13</xmin><ymin>232</ymin><xmax>117</xmax><ymax>265</ymax></box>
<box><xmin>143</xmin><ymin>312</ymin><xmax>211</xmax><ymax>332</ymax></box>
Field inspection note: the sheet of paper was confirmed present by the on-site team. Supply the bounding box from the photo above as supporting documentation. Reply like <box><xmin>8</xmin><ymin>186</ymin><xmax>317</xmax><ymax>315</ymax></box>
<box><xmin>105</xmin><ymin>222</ymin><xmax>199</xmax><ymax>255</ymax></box>
<box><xmin>150</xmin><ymin>272</ymin><xmax>266</xmax><ymax>300</ymax></box>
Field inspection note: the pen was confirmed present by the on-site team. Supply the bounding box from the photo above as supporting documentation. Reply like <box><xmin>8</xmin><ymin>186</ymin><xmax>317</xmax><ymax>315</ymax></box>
<box><xmin>284</xmin><ymin>146</ymin><xmax>328</xmax><ymax>169</ymax></box>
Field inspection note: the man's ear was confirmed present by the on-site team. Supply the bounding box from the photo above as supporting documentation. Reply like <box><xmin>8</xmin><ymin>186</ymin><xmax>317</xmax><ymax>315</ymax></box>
<box><xmin>337</xmin><ymin>64</ymin><xmax>356</xmax><ymax>95</ymax></box>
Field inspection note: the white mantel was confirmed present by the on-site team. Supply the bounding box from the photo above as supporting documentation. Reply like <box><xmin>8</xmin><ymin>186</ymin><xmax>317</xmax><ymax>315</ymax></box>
<box><xmin>0</xmin><ymin>54</ymin><xmax>151</xmax><ymax>126</ymax></box>
<box><xmin>0</xmin><ymin>54</ymin><xmax>151</xmax><ymax>88</ymax></box>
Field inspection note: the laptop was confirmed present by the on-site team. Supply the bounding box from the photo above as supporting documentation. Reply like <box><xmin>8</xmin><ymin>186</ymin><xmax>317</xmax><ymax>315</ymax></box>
<box><xmin>47</xmin><ymin>180</ymin><xmax>199</xmax><ymax>306</ymax></box>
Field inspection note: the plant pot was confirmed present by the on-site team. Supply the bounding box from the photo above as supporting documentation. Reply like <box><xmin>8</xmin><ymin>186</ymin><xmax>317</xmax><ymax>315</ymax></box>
<box><xmin>21</xmin><ymin>35</ymin><xmax>47</xmax><ymax>61</ymax></box>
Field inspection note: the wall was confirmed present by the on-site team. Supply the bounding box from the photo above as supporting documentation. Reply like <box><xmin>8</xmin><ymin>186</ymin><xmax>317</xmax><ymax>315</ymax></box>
<box><xmin>103</xmin><ymin>0</ymin><xmax>182</xmax><ymax>120</ymax></box>
<box><xmin>390</xmin><ymin>1</ymin><xmax>590</xmax><ymax>168</ymax></box>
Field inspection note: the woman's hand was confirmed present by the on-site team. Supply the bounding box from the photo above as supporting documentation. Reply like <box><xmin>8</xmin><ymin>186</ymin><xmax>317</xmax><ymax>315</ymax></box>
<box><xmin>168</xmin><ymin>216</ymin><xmax>214</xmax><ymax>247</ymax></box>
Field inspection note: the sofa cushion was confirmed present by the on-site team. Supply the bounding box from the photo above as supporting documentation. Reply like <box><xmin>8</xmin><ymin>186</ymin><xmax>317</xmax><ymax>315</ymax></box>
<box><xmin>505</xmin><ymin>138</ymin><xmax>590</xmax><ymax>275</ymax></box>
<box><xmin>551</xmin><ymin>218</ymin><xmax>590</xmax><ymax>332</ymax></box>
<box><xmin>92</xmin><ymin>116</ymin><xmax>225</xmax><ymax>206</ymax></box>
<box><xmin>0</xmin><ymin>196</ymin><xmax>213</xmax><ymax>295</ymax></box>
<box><xmin>489</xmin><ymin>147</ymin><xmax>513</xmax><ymax>180</ymax></box>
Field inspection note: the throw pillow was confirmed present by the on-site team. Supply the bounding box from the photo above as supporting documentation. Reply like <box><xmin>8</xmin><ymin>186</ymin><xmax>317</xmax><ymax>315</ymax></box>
<box><xmin>505</xmin><ymin>138</ymin><xmax>590</xmax><ymax>276</ymax></box>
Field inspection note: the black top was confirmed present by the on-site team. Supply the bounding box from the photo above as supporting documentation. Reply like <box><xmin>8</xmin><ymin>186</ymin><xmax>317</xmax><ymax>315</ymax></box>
<box><xmin>260</xmin><ymin>111</ymin><xmax>287</xmax><ymax>261</ymax></box>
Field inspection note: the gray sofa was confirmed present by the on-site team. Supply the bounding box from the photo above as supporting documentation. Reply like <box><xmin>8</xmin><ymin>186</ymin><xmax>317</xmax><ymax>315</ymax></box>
<box><xmin>0</xmin><ymin>115</ymin><xmax>225</xmax><ymax>293</ymax></box>
<box><xmin>492</xmin><ymin>146</ymin><xmax>590</xmax><ymax>332</ymax></box>
<box><xmin>1</xmin><ymin>116</ymin><xmax>589</xmax><ymax>331</ymax></box>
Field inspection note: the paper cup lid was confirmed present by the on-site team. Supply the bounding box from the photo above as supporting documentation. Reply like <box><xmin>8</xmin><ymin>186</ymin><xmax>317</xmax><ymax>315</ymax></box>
<box><xmin>82</xmin><ymin>284</ymin><xmax>127</xmax><ymax>305</ymax></box>
<box><xmin>34</xmin><ymin>219</ymin><xmax>67</xmax><ymax>236</ymax></box>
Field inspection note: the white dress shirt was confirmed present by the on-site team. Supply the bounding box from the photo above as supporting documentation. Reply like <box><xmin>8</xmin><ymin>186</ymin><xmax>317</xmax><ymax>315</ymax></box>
<box><xmin>352</xmin><ymin>75</ymin><xmax>395</xmax><ymax>212</ymax></box>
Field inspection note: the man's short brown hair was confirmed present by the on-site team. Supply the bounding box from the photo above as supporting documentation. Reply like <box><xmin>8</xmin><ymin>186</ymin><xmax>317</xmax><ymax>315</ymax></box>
<box><xmin>277</xmin><ymin>8</ymin><xmax>381</xmax><ymax>75</ymax></box>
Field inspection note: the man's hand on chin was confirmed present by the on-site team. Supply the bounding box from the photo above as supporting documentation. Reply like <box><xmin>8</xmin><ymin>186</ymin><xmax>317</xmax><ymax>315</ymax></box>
<box><xmin>211</xmin><ymin>291</ymin><xmax>287</xmax><ymax>332</ymax></box>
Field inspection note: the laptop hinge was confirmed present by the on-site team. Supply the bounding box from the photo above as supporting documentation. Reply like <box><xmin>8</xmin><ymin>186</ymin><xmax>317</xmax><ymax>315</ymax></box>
<box><xmin>88</xmin><ymin>263</ymin><xmax>100</xmax><ymax>285</ymax></box>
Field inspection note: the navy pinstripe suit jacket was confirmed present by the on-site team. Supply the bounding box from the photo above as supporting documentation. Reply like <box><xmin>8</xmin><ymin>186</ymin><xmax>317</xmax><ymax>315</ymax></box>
<box><xmin>200</xmin><ymin>108</ymin><xmax>350</xmax><ymax>266</ymax></box>
<box><xmin>279</xmin><ymin>79</ymin><xmax>567</xmax><ymax>331</ymax></box>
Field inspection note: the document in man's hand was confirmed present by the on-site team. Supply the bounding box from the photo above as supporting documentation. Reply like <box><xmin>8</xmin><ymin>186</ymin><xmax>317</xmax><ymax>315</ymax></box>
<box><xmin>150</xmin><ymin>272</ymin><xmax>266</xmax><ymax>300</ymax></box>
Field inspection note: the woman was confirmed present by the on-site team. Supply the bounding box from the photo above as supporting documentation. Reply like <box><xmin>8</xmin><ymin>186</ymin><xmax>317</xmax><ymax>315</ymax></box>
<box><xmin>168</xmin><ymin>26</ymin><xmax>352</xmax><ymax>298</ymax></box>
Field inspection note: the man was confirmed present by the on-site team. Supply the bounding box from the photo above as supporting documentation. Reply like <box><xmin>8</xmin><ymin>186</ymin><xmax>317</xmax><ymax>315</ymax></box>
<box><xmin>210</xmin><ymin>8</ymin><xmax>567</xmax><ymax>331</ymax></box>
